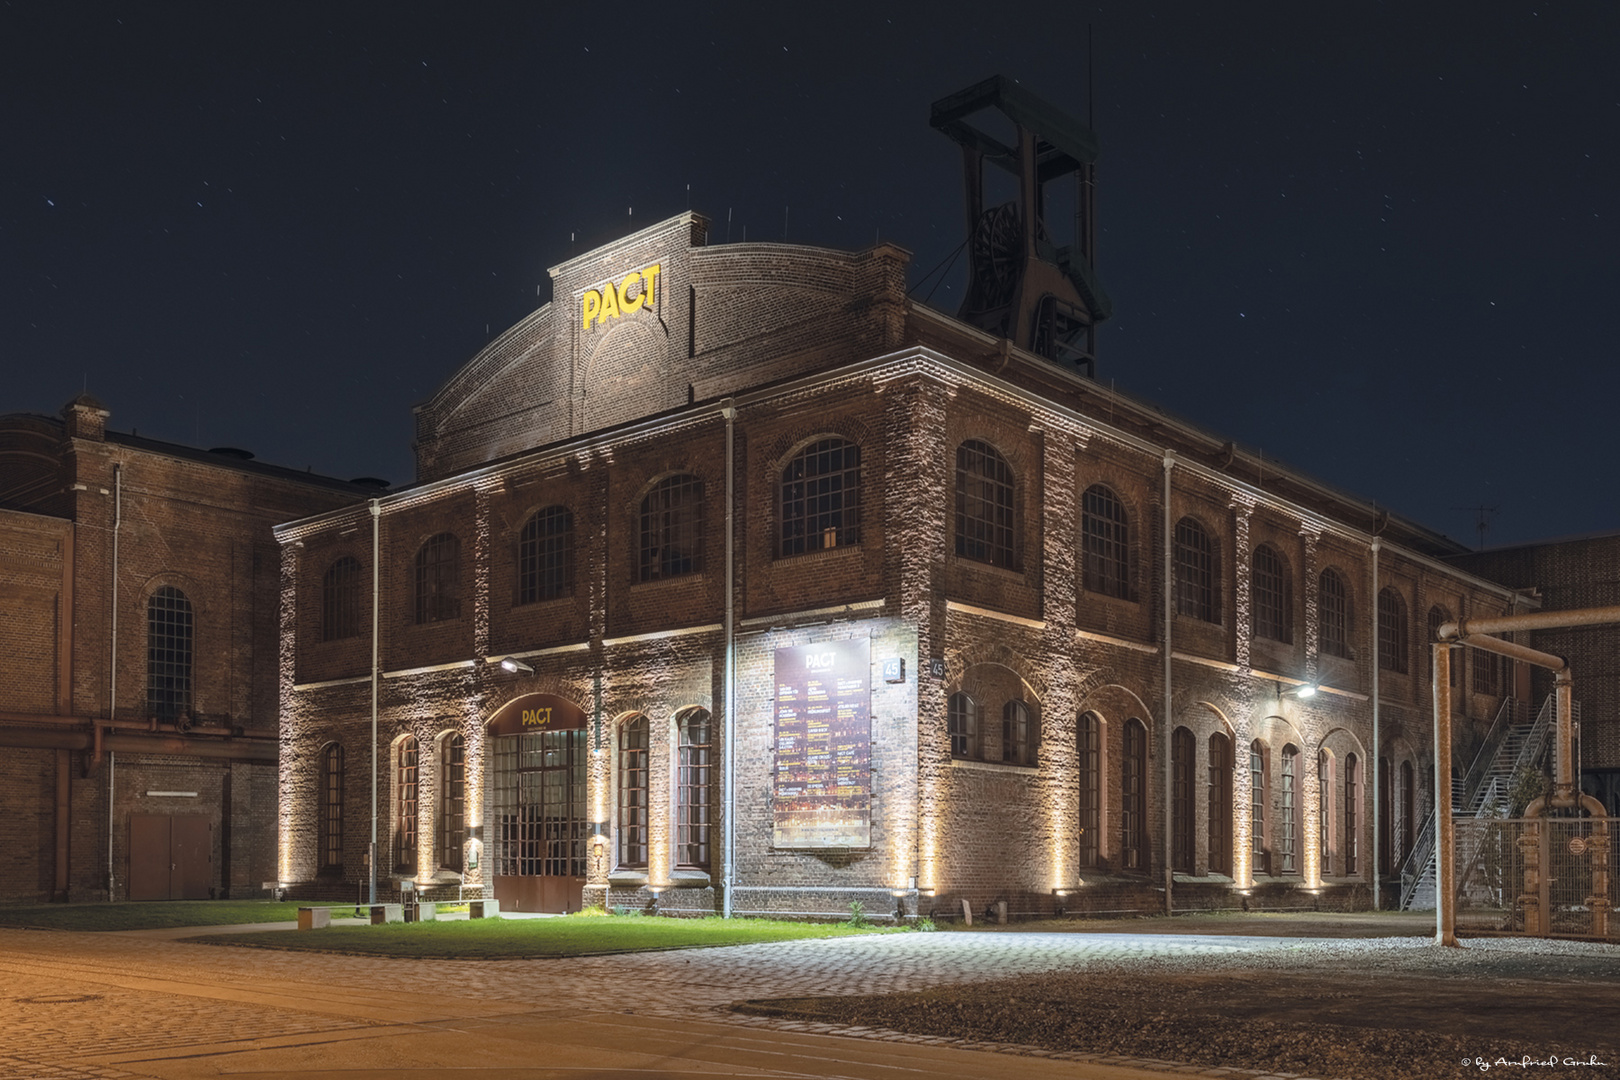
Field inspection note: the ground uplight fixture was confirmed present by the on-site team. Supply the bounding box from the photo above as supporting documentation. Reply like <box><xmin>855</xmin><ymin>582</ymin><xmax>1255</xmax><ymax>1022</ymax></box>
<box><xmin>498</xmin><ymin>656</ymin><xmax>534</xmax><ymax>675</ymax></box>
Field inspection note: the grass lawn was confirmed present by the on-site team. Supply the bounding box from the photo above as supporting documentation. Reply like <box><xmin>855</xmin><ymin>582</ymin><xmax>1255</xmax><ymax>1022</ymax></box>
<box><xmin>193</xmin><ymin>914</ymin><xmax>893</xmax><ymax>959</ymax></box>
<box><xmin>0</xmin><ymin>899</ymin><xmax>308</xmax><ymax>932</ymax></box>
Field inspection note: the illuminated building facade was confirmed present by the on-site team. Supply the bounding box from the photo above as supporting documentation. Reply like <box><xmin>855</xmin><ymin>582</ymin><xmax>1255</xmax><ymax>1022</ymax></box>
<box><xmin>275</xmin><ymin>212</ymin><xmax>1527</xmax><ymax>917</ymax></box>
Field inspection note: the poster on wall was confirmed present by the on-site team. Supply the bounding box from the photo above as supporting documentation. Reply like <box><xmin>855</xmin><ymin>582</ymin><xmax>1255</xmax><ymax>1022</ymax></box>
<box><xmin>773</xmin><ymin>637</ymin><xmax>871</xmax><ymax>849</ymax></box>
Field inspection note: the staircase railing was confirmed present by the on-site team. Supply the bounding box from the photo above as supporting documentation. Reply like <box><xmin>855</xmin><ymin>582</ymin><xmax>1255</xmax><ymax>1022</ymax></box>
<box><xmin>1398</xmin><ymin>698</ymin><xmax>1518</xmax><ymax>908</ymax></box>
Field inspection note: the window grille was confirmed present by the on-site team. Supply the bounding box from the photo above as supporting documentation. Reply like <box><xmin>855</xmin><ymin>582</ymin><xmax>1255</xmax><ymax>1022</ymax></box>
<box><xmin>1208</xmin><ymin>732</ymin><xmax>1232</xmax><ymax>876</ymax></box>
<box><xmin>1473</xmin><ymin>648</ymin><xmax>1501</xmax><ymax>695</ymax></box>
<box><xmin>1319</xmin><ymin>569</ymin><xmax>1348</xmax><ymax>658</ymax></box>
<box><xmin>1280</xmin><ymin>745</ymin><xmax>1299</xmax><ymax>874</ymax></box>
<box><xmin>1122</xmin><ymin>719</ymin><xmax>1148</xmax><ymax>871</ymax></box>
<box><xmin>1399</xmin><ymin>759</ymin><xmax>1416</xmax><ymax>867</ymax></box>
<box><xmin>1344</xmin><ymin>753</ymin><xmax>1360</xmax><ymax>875</ymax></box>
<box><xmin>1174</xmin><ymin>517</ymin><xmax>1217</xmax><ymax>622</ymax></box>
<box><xmin>147</xmin><ymin>585</ymin><xmax>193</xmax><ymax>722</ymax></box>
<box><xmin>1378</xmin><ymin>588</ymin><xmax>1408</xmax><ymax>673</ymax></box>
<box><xmin>492</xmin><ymin>729</ymin><xmax>587</xmax><ymax>879</ymax></box>
<box><xmin>1002</xmin><ymin>700</ymin><xmax>1035</xmax><ymax>766</ymax></box>
<box><xmin>415</xmin><ymin>533</ymin><xmax>461</xmax><ymax>624</ymax></box>
<box><xmin>617</xmin><ymin>716</ymin><xmax>649</xmax><ymax>867</ymax></box>
<box><xmin>1171</xmin><ymin>727</ymin><xmax>1194</xmax><ymax>873</ymax></box>
<box><xmin>780</xmin><ymin>439</ymin><xmax>861</xmax><ymax>556</ymax></box>
<box><xmin>518</xmin><ymin>507</ymin><xmax>573</xmax><ymax>604</ymax></box>
<box><xmin>954</xmin><ymin>440</ymin><xmax>1016</xmax><ymax>569</ymax></box>
<box><xmin>640</xmin><ymin>475</ymin><xmax>703</xmax><ymax>581</ymax></box>
<box><xmin>1078</xmin><ymin>713</ymin><xmax>1100</xmax><ymax>868</ymax></box>
<box><xmin>322</xmin><ymin>557</ymin><xmax>362</xmax><ymax>641</ymax></box>
<box><xmin>1081</xmin><ymin>484</ymin><xmax>1129</xmax><ymax>598</ymax></box>
<box><xmin>676</xmin><ymin>709</ymin><xmax>712</xmax><ymax>869</ymax></box>
<box><xmin>440</xmin><ymin>733</ymin><xmax>465</xmax><ymax>871</ymax></box>
<box><xmin>1318</xmin><ymin>749</ymin><xmax>1335</xmax><ymax>877</ymax></box>
<box><xmin>948</xmin><ymin>692</ymin><xmax>978</xmax><ymax>760</ymax></box>
<box><xmin>1251</xmin><ymin>739</ymin><xmax>1268</xmax><ymax>875</ymax></box>
<box><xmin>320</xmin><ymin>743</ymin><xmax>344</xmax><ymax>870</ymax></box>
<box><xmin>1252</xmin><ymin>544</ymin><xmax>1290</xmax><ymax>642</ymax></box>
<box><xmin>396</xmin><ymin>736</ymin><xmax>418</xmax><ymax>872</ymax></box>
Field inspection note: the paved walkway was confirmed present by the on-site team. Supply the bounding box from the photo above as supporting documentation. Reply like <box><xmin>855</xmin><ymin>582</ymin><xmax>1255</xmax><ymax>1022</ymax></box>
<box><xmin>0</xmin><ymin>925</ymin><xmax>1308</xmax><ymax>1080</ymax></box>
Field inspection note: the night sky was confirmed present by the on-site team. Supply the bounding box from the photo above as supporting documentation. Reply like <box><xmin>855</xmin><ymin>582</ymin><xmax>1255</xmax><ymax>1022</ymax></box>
<box><xmin>5</xmin><ymin>2</ymin><xmax>1616</xmax><ymax>549</ymax></box>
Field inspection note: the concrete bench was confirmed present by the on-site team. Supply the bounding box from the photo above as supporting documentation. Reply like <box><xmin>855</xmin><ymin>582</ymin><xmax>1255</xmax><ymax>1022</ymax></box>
<box><xmin>369</xmin><ymin>903</ymin><xmax>404</xmax><ymax>924</ymax></box>
<box><xmin>297</xmin><ymin>906</ymin><xmax>332</xmax><ymax>930</ymax></box>
<box><xmin>469</xmin><ymin>898</ymin><xmax>500</xmax><ymax>919</ymax></box>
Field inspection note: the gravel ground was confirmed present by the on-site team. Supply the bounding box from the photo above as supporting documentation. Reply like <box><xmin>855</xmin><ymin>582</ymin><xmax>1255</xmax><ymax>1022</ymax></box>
<box><xmin>738</xmin><ymin>935</ymin><xmax>1620</xmax><ymax>1080</ymax></box>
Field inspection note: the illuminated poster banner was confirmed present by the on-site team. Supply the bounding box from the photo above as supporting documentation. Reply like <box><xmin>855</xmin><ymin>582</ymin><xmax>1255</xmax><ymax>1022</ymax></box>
<box><xmin>773</xmin><ymin>637</ymin><xmax>871</xmax><ymax>849</ymax></box>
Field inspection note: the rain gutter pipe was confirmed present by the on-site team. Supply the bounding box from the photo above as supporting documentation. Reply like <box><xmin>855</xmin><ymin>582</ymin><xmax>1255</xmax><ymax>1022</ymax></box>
<box><xmin>108</xmin><ymin>463</ymin><xmax>121</xmax><ymax>900</ymax></box>
<box><xmin>722</xmin><ymin>399</ymin><xmax>737</xmax><ymax>919</ymax></box>
<box><xmin>1162</xmin><ymin>451</ymin><xmax>1174</xmax><ymax>911</ymax></box>
<box><xmin>1370</xmin><ymin>539</ymin><xmax>1380</xmax><ymax>909</ymax></box>
<box><xmin>370</xmin><ymin>498</ymin><xmax>381</xmax><ymax>906</ymax></box>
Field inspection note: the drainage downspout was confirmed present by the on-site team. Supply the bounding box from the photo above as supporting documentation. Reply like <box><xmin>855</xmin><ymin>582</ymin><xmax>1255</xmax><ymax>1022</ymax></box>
<box><xmin>721</xmin><ymin>399</ymin><xmax>737</xmax><ymax>919</ymax></box>
<box><xmin>1370</xmin><ymin>538</ymin><xmax>1381</xmax><ymax>910</ymax></box>
<box><xmin>1162</xmin><ymin>451</ymin><xmax>1175</xmax><ymax>912</ymax></box>
<box><xmin>107</xmin><ymin>463</ymin><xmax>122</xmax><ymax>900</ymax></box>
<box><xmin>369</xmin><ymin>498</ymin><xmax>381</xmax><ymax>906</ymax></box>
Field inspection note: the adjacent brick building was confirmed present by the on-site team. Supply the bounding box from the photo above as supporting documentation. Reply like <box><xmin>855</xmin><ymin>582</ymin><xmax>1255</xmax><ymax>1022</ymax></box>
<box><xmin>0</xmin><ymin>398</ymin><xmax>376</xmax><ymax>902</ymax></box>
<box><xmin>274</xmin><ymin>212</ymin><xmax>1531</xmax><ymax>919</ymax></box>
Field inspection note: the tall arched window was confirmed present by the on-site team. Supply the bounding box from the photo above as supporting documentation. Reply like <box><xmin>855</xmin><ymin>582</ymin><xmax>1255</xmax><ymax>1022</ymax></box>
<box><xmin>1318</xmin><ymin>749</ymin><xmax>1336</xmax><ymax>877</ymax></box>
<box><xmin>1378</xmin><ymin>587</ymin><xmax>1408</xmax><ymax>673</ymax></box>
<box><xmin>1002</xmin><ymin>700</ymin><xmax>1035</xmax><ymax>766</ymax></box>
<box><xmin>1319</xmin><ymin>568</ymin><xmax>1348</xmax><ymax>658</ymax></box>
<box><xmin>518</xmin><ymin>506</ymin><xmax>573</xmax><ymax>604</ymax></box>
<box><xmin>781</xmin><ymin>439</ymin><xmax>861</xmax><ymax>555</ymax></box>
<box><xmin>1428</xmin><ymin>605</ymin><xmax>1458</xmax><ymax>686</ymax></box>
<box><xmin>147</xmin><ymin>585</ymin><xmax>193</xmax><ymax>721</ymax></box>
<box><xmin>1171</xmin><ymin>726</ymin><xmax>1195</xmax><ymax>873</ymax></box>
<box><xmin>1122</xmin><ymin>718</ymin><xmax>1148</xmax><ymax>872</ymax></box>
<box><xmin>676</xmin><ymin>709</ymin><xmax>712</xmax><ymax>869</ymax></box>
<box><xmin>1081</xmin><ymin>484</ymin><xmax>1129</xmax><ymax>599</ymax></box>
<box><xmin>1279</xmin><ymin>744</ymin><xmax>1300</xmax><ymax>874</ymax></box>
<box><xmin>617</xmin><ymin>716</ymin><xmax>649</xmax><ymax>868</ymax></box>
<box><xmin>1078</xmin><ymin>713</ymin><xmax>1101</xmax><ymax>868</ymax></box>
<box><xmin>322</xmin><ymin>556</ymin><xmax>362</xmax><ymax>641</ymax></box>
<box><xmin>1173</xmin><ymin>517</ymin><xmax>1218</xmax><ymax>622</ymax></box>
<box><xmin>948</xmin><ymin>692</ymin><xmax>979</xmax><ymax>760</ymax></box>
<box><xmin>640</xmin><ymin>475</ymin><xmax>703</xmax><ymax>581</ymax></box>
<box><xmin>955</xmin><ymin>439</ymin><xmax>1016</xmax><ymax>569</ymax></box>
<box><xmin>320</xmin><ymin>743</ymin><xmax>344</xmax><ymax>872</ymax></box>
<box><xmin>1400</xmin><ymin>759</ymin><xmax>1416</xmax><ymax>867</ymax></box>
<box><xmin>1208</xmin><ymin>732</ymin><xmax>1232</xmax><ymax>876</ymax></box>
<box><xmin>439</xmin><ymin>733</ymin><xmax>465</xmax><ymax>871</ymax></box>
<box><xmin>1252</xmin><ymin>544</ymin><xmax>1291</xmax><ymax>643</ymax></box>
<box><xmin>395</xmin><ymin>735</ymin><xmax>419</xmax><ymax>872</ymax></box>
<box><xmin>1251</xmin><ymin>739</ymin><xmax>1269</xmax><ymax>875</ymax></box>
<box><xmin>415</xmin><ymin>533</ymin><xmax>461</xmax><ymax>624</ymax></box>
<box><xmin>1344</xmin><ymin>753</ymin><xmax>1360</xmax><ymax>875</ymax></box>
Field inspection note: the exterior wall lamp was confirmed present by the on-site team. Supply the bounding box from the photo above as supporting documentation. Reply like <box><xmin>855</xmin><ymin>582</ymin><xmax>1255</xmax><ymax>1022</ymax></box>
<box><xmin>498</xmin><ymin>657</ymin><xmax>534</xmax><ymax>675</ymax></box>
<box><xmin>1276</xmin><ymin>681</ymin><xmax>1317</xmax><ymax>700</ymax></box>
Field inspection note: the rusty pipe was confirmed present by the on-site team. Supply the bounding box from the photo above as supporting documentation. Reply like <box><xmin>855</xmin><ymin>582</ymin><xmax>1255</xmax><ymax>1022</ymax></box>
<box><xmin>1436</xmin><ymin>628</ymin><xmax>1567</xmax><ymax>673</ymax></box>
<box><xmin>1445</xmin><ymin>606</ymin><xmax>1620</xmax><ymax>637</ymax></box>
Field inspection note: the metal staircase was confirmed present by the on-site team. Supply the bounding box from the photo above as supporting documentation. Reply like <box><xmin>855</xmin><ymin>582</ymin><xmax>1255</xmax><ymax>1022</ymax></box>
<box><xmin>1399</xmin><ymin>696</ymin><xmax>1559</xmax><ymax>910</ymax></box>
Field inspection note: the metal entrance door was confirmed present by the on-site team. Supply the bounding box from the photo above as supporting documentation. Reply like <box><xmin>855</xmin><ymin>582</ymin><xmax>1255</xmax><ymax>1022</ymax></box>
<box><xmin>128</xmin><ymin>815</ymin><xmax>211</xmax><ymax>901</ymax></box>
<box><xmin>491</xmin><ymin>729</ymin><xmax>588</xmax><ymax>912</ymax></box>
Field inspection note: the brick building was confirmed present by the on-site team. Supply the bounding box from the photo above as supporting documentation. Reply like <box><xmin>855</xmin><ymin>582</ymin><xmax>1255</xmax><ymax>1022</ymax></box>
<box><xmin>1453</xmin><ymin>534</ymin><xmax>1620</xmax><ymax>815</ymax></box>
<box><xmin>274</xmin><ymin>212</ymin><xmax>1530</xmax><ymax>918</ymax></box>
<box><xmin>0</xmin><ymin>397</ymin><xmax>376</xmax><ymax>902</ymax></box>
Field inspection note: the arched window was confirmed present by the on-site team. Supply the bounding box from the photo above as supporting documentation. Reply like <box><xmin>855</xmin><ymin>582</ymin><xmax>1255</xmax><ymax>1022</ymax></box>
<box><xmin>1378</xmin><ymin>588</ymin><xmax>1408</xmax><ymax>673</ymax></box>
<box><xmin>1002</xmin><ymin>700</ymin><xmax>1036</xmax><ymax>766</ymax></box>
<box><xmin>1081</xmin><ymin>484</ymin><xmax>1129</xmax><ymax>599</ymax></box>
<box><xmin>1208</xmin><ymin>732</ymin><xmax>1232</xmax><ymax>876</ymax></box>
<box><xmin>1344</xmin><ymin>753</ymin><xmax>1360</xmax><ymax>875</ymax></box>
<box><xmin>676</xmin><ymin>709</ymin><xmax>712</xmax><ymax>869</ymax></box>
<box><xmin>1400</xmin><ymin>759</ymin><xmax>1416</xmax><ymax>866</ymax></box>
<box><xmin>320</xmin><ymin>743</ymin><xmax>344</xmax><ymax>871</ymax></box>
<box><xmin>1318</xmin><ymin>749</ymin><xmax>1336</xmax><ymax>877</ymax></box>
<box><xmin>1473</xmin><ymin>648</ymin><xmax>1502</xmax><ymax>695</ymax></box>
<box><xmin>1428</xmin><ymin>605</ymin><xmax>1458</xmax><ymax>686</ymax></box>
<box><xmin>1171</xmin><ymin>726</ymin><xmax>1195</xmax><ymax>873</ymax></box>
<box><xmin>640</xmin><ymin>475</ymin><xmax>703</xmax><ymax>581</ymax></box>
<box><xmin>948</xmin><ymin>692</ymin><xmax>979</xmax><ymax>760</ymax></box>
<box><xmin>322</xmin><ymin>556</ymin><xmax>362</xmax><ymax>641</ymax></box>
<box><xmin>617</xmin><ymin>716</ymin><xmax>649</xmax><ymax>868</ymax></box>
<box><xmin>518</xmin><ymin>507</ymin><xmax>573</xmax><ymax>604</ymax></box>
<box><xmin>1378</xmin><ymin>755</ymin><xmax>1393</xmax><ymax>874</ymax></box>
<box><xmin>1252</xmin><ymin>544</ymin><xmax>1291</xmax><ymax>643</ymax></box>
<box><xmin>1078</xmin><ymin>713</ymin><xmax>1101</xmax><ymax>869</ymax></box>
<box><xmin>1173</xmin><ymin>517</ymin><xmax>1218</xmax><ymax>622</ymax></box>
<box><xmin>1319</xmin><ymin>569</ymin><xmax>1348</xmax><ymax>659</ymax></box>
<box><xmin>439</xmin><ymin>733</ymin><xmax>465</xmax><ymax>871</ymax></box>
<box><xmin>147</xmin><ymin>585</ymin><xmax>193</xmax><ymax>721</ymax></box>
<box><xmin>415</xmin><ymin>533</ymin><xmax>461</xmax><ymax>624</ymax></box>
<box><xmin>955</xmin><ymin>439</ymin><xmax>1016</xmax><ymax>569</ymax></box>
<box><xmin>781</xmin><ymin>438</ymin><xmax>861</xmax><ymax>555</ymax></box>
<box><xmin>1122</xmin><ymin>718</ymin><xmax>1148</xmax><ymax>872</ymax></box>
<box><xmin>1251</xmin><ymin>739</ymin><xmax>1269</xmax><ymax>875</ymax></box>
<box><xmin>395</xmin><ymin>735</ymin><xmax>419</xmax><ymax>872</ymax></box>
<box><xmin>1279</xmin><ymin>745</ymin><xmax>1300</xmax><ymax>874</ymax></box>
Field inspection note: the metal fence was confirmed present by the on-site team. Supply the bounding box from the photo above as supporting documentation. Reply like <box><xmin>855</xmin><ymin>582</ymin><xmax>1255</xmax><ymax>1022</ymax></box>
<box><xmin>1454</xmin><ymin>817</ymin><xmax>1616</xmax><ymax>938</ymax></box>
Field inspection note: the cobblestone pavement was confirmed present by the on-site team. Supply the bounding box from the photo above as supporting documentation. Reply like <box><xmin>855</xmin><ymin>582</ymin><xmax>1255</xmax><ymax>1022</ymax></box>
<box><xmin>0</xmin><ymin>927</ymin><xmax>1297</xmax><ymax>1079</ymax></box>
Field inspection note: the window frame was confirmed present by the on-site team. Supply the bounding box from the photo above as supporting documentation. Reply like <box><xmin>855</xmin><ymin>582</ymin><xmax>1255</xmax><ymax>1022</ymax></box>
<box><xmin>1122</xmin><ymin>718</ymin><xmax>1148</xmax><ymax>872</ymax></box>
<box><xmin>322</xmin><ymin>556</ymin><xmax>363</xmax><ymax>641</ymax></box>
<box><xmin>518</xmin><ymin>506</ymin><xmax>574</xmax><ymax>605</ymax></box>
<box><xmin>1078</xmin><ymin>712</ymin><xmax>1101</xmax><ymax>869</ymax></box>
<box><xmin>147</xmin><ymin>585</ymin><xmax>194</xmax><ymax>722</ymax></box>
<box><xmin>948</xmin><ymin>692</ymin><xmax>979</xmax><ymax>760</ymax></box>
<box><xmin>639</xmin><ymin>475</ymin><xmax>704</xmax><ymax>582</ymax></box>
<box><xmin>414</xmin><ymin>533</ymin><xmax>462</xmax><ymax>624</ymax></box>
<box><xmin>1173</xmin><ymin>516</ymin><xmax>1218</xmax><ymax>623</ymax></box>
<box><xmin>1208</xmin><ymin>731</ymin><xmax>1232</xmax><ymax>877</ymax></box>
<box><xmin>1251</xmin><ymin>543</ymin><xmax>1291</xmax><ymax>643</ymax></box>
<box><xmin>1081</xmin><ymin>483</ymin><xmax>1130</xmax><ymax>599</ymax></box>
<box><xmin>439</xmin><ymin>732</ymin><xmax>466</xmax><ymax>872</ymax></box>
<box><xmin>779</xmin><ymin>438</ymin><xmax>861</xmax><ymax>557</ymax></box>
<box><xmin>1171</xmin><ymin>726</ymin><xmax>1195</xmax><ymax>874</ymax></box>
<box><xmin>954</xmin><ymin>439</ymin><xmax>1017</xmax><ymax>570</ymax></box>
<box><xmin>395</xmin><ymin>735</ymin><xmax>419</xmax><ymax>873</ymax></box>
<box><xmin>1378</xmin><ymin>587</ymin><xmax>1409</xmax><ymax>673</ymax></box>
<box><xmin>1319</xmin><ymin>568</ymin><xmax>1348</xmax><ymax>658</ymax></box>
<box><xmin>676</xmin><ymin>708</ymin><xmax>712</xmax><ymax>870</ymax></box>
<box><xmin>617</xmin><ymin>715</ymin><xmax>650</xmax><ymax>869</ymax></box>
<box><xmin>1251</xmin><ymin>738</ymin><xmax>1270</xmax><ymax>876</ymax></box>
<box><xmin>320</xmin><ymin>742</ymin><xmax>344</xmax><ymax>872</ymax></box>
<box><xmin>1001</xmin><ymin>699</ymin><xmax>1036</xmax><ymax>766</ymax></box>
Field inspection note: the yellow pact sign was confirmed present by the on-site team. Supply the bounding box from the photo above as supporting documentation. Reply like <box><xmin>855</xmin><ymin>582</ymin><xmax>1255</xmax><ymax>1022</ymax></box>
<box><xmin>521</xmin><ymin>707</ymin><xmax>553</xmax><ymax>727</ymax></box>
<box><xmin>582</xmin><ymin>263</ymin><xmax>660</xmax><ymax>330</ymax></box>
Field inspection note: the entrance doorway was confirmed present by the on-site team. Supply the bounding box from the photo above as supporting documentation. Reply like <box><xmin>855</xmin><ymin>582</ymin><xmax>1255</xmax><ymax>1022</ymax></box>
<box><xmin>488</xmin><ymin>693</ymin><xmax>589</xmax><ymax>912</ymax></box>
<box><xmin>128</xmin><ymin>814</ymin><xmax>211</xmax><ymax>900</ymax></box>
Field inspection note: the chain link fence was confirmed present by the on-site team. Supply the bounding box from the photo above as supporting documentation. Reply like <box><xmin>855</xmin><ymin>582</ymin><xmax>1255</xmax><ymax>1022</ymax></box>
<box><xmin>1454</xmin><ymin>817</ymin><xmax>1616</xmax><ymax>938</ymax></box>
